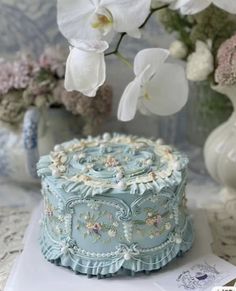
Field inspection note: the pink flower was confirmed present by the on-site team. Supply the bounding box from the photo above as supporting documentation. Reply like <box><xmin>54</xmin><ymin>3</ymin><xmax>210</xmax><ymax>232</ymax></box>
<box><xmin>0</xmin><ymin>55</ymin><xmax>38</xmax><ymax>95</ymax></box>
<box><xmin>39</xmin><ymin>46</ymin><xmax>66</xmax><ymax>78</ymax></box>
<box><xmin>215</xmin><ymin>34</ymin><xmax>236</xmax><ymax>86</ymax></box>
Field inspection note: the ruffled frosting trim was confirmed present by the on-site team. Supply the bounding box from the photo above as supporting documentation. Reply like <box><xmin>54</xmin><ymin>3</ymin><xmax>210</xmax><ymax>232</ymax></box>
<box><xmin>37</xmin><ymin>133</ymin><xmax>189</xmax><ymax>198</ymax></box>
<box><xmin>39</xmin><ymin>218</ymin><xmax>194</xmax><ymax>276</ymax></box>
<box><xmin>38</xmin><ymin>160</ymin><xmax>188</xmax><ymax>199</ymax></box>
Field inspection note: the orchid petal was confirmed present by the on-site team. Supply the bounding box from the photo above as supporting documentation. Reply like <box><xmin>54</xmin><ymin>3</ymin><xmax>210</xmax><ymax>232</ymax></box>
<box><xmin>70</xmin><ymin>39</ymin><xmax>109</xmax><ymax>53</ymax></box>
<box><xmin>134</xmin><ymin>48</ymin><xmax>169</xmax><ymax>80</ymax></box>
<box><xmin>105</xmin><ymin>0</ymin><xmax>151</xmax><ymax>34</ymax></box>
<box><xmin>58</xmin><ymin>0</ymin><xmax>151</xmax><ymax>43</ymax></box>
<box><xmin>170</xmin><ymin>0</ymin><xmax>193</xmax><ymax>9</ymax></box>
<box><xmin>126</xmin><ymin>29</ymin><xmax>142</xmax><ymax>39</ymax></box>
<box><xmin>57</xmin><ymin>0</ymin><xmax>101</xmax><ymax>40</ymax></box>
<box><xmin>171</xmin><ymin>0</ymin><xmax>210</xmax><ymax>14</ymax></box>
<box><xmin>65</xmin><ymin>46</ymin><xmax>106</xmax><ymax>97</ymax></box>
<box><xmin>117</xmin><ymin>78</ymin><xmax>141</xmax><ymax>122</ymax></box>
<box><xmin>142</xmin><ymin>63</ymin><xmax>188</xmax><ymax>116</ymax></box>
<box><xmin>213</xmin><ymin>0</ymin><xmax>236</xmax><ymax>14</ymax></box>
<box><xmin>180</xmin><ymin>0</ymin><xmax>210</xmax><ymax>14</ymax></box>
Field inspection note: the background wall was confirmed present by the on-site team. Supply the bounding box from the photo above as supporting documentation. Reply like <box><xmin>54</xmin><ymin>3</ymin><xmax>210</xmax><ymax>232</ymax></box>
<box><xmin>0</xmin><ymin>0</ymin><xmax>188</xmax><ymax>145</ymax></box>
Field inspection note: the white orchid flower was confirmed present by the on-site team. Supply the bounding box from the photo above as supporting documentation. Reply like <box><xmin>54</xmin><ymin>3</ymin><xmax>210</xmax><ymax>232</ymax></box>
<box><xmin>65</xmin><ymin>40</ymin><xmax>108</xmax><ymax>97</ymax></box>
<box><xmin>152</xmin><ymin>0</ymin><xmax>176</xmax><ymax>8</ymax></box>
<box><xmin>172</xmin><ymin>0</ymin><xmax>236</xmax><ymax>15</ymax></box>
<box><xmin>118</xmin><ymin>48</ymin><xmax>188</xmax><ymax>122</ymax></box>
<box><xmin>57</xmin><ymin>0</ymin><xmax>152</xmax><ymax>42</ymax></box>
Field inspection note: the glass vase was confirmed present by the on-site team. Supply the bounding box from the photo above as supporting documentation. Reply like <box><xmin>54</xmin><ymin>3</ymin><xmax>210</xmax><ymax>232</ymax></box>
<box><xmin>187</xmin><ymin>81</ymin><xmax>233</xmax><ymax>147</ymax></box>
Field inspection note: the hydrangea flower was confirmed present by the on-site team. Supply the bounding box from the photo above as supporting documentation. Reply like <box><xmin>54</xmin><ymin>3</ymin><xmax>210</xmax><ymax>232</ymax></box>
<box><xmin>186</xmin><ymin>40</ymin><xmax>214</xmax><ymax>81</ymax></box>
<box><xmin>215</xmin><ymin>34</ymin><xmax>236</xmax><ymax>86</ymax></box>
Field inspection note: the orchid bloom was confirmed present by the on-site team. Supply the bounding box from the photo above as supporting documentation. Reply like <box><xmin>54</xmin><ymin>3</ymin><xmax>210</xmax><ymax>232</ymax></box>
<box><xmin>65</xmin><ymin>40</ymin><xmax>108</xmax><ymax>97</ymax></box>
<box><xmin>152</xmin><ymin>0</ymin><xmax>176</xmax><ymax>8</ymax></box>
<box><xmin>57</xmin><ymin>0</ymin><xmax>152</xmax><ymax>42</ymax></box>
<box><xmin>171</xmin><ymin>0</ymin><xmax>236</xmax><ymax>15</ymax></box>
<box><xmin>118</xmin><ymin>48</ymin><xmax>188</xmax><ymax>122</ymax></box>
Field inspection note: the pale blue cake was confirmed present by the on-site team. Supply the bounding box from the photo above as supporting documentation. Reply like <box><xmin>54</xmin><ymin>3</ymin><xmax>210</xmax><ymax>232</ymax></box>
<box><xmin>37</xmin><ymin>133</ymin><xmax>194</xmax><ymax>277</ymax></box>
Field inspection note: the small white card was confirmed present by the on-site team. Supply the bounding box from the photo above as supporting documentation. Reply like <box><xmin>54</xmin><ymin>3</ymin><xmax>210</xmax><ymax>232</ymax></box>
<box><xmin>154</xmin><ymin>254</ymin><xmax>236</xmax><ymax>291</ymax></box>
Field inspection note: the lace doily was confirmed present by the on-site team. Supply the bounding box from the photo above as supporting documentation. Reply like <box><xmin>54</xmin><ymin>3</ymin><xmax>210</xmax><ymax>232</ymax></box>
<box><xmin>0</xmin><ymin>208</ymin><xmax>30</xmax><ymax>291</ymax></box>
<box><xmin>208</xmin><ymin>198</ymin><xmax>236</xmax><ymax>266</ymax></box>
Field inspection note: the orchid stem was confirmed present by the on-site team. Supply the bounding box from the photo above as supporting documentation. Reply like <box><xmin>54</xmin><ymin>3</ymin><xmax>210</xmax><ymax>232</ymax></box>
<box><xmin>105</xmin><ymin>4</ymin><xmax>169</xmax><ymax>57</ymax></box>
<box><xmin>115</xmin><ymin>52</ymin><xmax>133</xmax><ymax>69</ymax></box>
<box><xmin>105</xmin><ymin>33</ymin><xmax>126</xmax><ymax>57</ymax></box>
<box><xmin>140</xmin><ymin>4</ymin><xmax>169</xmax><ymax>29</ymax></box>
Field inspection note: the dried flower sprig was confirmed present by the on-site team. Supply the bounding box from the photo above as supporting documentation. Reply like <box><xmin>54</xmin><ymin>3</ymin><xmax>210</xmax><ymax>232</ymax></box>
<box><xmin>0</xmin><ymin>46</ymin><xmax>112</xmax><ymax>134</ymax></box>
<box><xmin>59</xmin><ymin>84</ymin><xmax>113</xmax><ymax>135</ymax></box>
<box><xmin>0</xmin><ymin>55</ymin><xmax>38</xmax><ymax>96</ymax></box>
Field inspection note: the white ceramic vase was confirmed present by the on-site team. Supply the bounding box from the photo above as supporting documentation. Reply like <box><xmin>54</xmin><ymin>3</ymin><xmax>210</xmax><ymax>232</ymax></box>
<box><xmin>204</xmin><ymin>85</ymin><xmax>236</xmax><ymax>202</ymax></box>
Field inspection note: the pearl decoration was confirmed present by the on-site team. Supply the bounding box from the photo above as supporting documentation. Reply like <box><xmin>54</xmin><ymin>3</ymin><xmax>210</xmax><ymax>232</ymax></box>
<box><xmin>58</xmin><ymin>165</ymin><xmax>66</xmax><ymax>173</ymax></box>
<box><xmin>156</xmin><ymin>139</ymin><xmax>164</xmax><ymax>145</ymax></box>
<box><xmin>173</xmin><ymin>161</ymin><xmax>181</xmax><ymax>171</ymax></box>
<box><xmin>54</xmin><ymin>145</ymin><xmax>62</xmax><ymax>152</ymax></box>
<box><xmin>175</xmin><ymin>237</ymin><xmax>182</xmax><ymax>244</ymax></box>
<box><xmin>52</xmin><ymin>169</ymin><xmax>60</xmax><ymax>177</ymax></box>
<box><xmin>117</xmin><ymin>180</ymin><xmax>127</xmax><ymax>190</ymax></box>
<box><xmin>61</xmin><ymin>245</ymin><xmax>70</xmax><ymax>254</ymax></box>
<box><xmin>60</xmin><ymin>156</ymin><xmax>67</xmax><ymax>164</ymax></box>
<box><xmin>124</xmin><ymin>253</ymin><xmax>131</xmax><ymax>261</ymax></box>
<box><xmin>99</xmin><ymin>144</ymin><xmax>107</xmax><ymax>154</ymax></box>
<box><xmin>79</xmin><ymin>153</ymin><xmax>85</xmax><ymax>159</ymax></box>
<box><xmin>165</xmin><ymin>223</ymin><xmax>171</xmax><ymax>230</ymax></box>
<box><xmin>116</xmin><ymin>172</ymin><xmax>124</xmax><ymax>181</ymax></box>
<box><xmin>146</xmin><ymin>159</ymin><xmax>153</xmax><ymax>166</ymax></box>
<box><xmin>103</xmin><ymin>133</ymin><xmax>111</xmax><ymax>141</ymax></box>
<box><xmin>107</xmin><ymin>146</ymin><xmax>113</xmax><ymax>153</ymax></box>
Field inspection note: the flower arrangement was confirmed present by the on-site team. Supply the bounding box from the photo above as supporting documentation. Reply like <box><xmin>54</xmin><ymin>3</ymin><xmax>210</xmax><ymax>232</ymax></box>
<box><xmin>159</xmin><ymin>3</ymin><xmax>236</xmax><ymax>84</ymax></box>
<box><xmin>56</xmin><ymin>0</ymin><xmax>236</xmax><ymax>123</ymax></box>
<box><xmin>0</xmin><ymin>55</ymin><xmax>37</xmax><ymax>125</ymax></box>
<box><xmin>57</xmin><ymin>0</ymin><xmax>189</xmax><ymax>122</ymax></box>
<box><xmin>151</xmin><ymin>1</ymin><xmax>236</xmax><ymax>145</ymax></box>
<box><xmin>0</xmin><ymin>47</ymin><xmax>112</xmax><ymax>134</ymax></box>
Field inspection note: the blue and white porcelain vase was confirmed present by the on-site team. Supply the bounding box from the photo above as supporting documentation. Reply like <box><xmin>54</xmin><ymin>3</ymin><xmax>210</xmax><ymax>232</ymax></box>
<box><xmin>0</xmin><ymin>107</ymin><xmax>82</xmax><ymax>183</ymax></box>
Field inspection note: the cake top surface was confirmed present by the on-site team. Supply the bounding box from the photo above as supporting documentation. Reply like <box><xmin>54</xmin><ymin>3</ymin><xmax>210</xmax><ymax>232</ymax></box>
<box><xmin>37</xmin><ymin>133</ymin><xmax>188</xmax><ymax>197</ymax></box>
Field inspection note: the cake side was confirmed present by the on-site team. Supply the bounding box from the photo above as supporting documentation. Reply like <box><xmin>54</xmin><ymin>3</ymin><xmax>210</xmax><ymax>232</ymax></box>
<box><xmin>37</xmin><ymin>133</ymin><xmax>194</xmax><ymax>276</ymax></box>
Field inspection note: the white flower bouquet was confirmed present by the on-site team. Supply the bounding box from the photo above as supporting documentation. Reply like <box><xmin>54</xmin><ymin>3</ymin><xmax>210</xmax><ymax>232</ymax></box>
<box><xmin>57</xmin><ymin>0</ymin><xmax>236</xmax><ymax>125</ymax></box>
<box><xmin>158</xmin><ymin>1</ymin><xmax>236</xmax><ymax>84</ymax></box>
<box><xmin>57</xmin><ymin>0</ymin><xmax>193</xmax><ymax>122</ymax></box>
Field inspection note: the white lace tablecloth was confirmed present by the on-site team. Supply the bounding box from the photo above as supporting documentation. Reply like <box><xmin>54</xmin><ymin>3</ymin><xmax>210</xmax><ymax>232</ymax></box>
<box><xmin>0</xmin><ymin>181</ymin><xmax>40</xmax><ymax>290</ymax></box>
<box><xmin>1</xmin><ymin>171</ymin><xmax>236</xmax><ymax>290</ymax></box>
<box><xmin>0</xmin><ymin>208</ymin><xmax>30</xmax><ymax>290</ymax></box>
